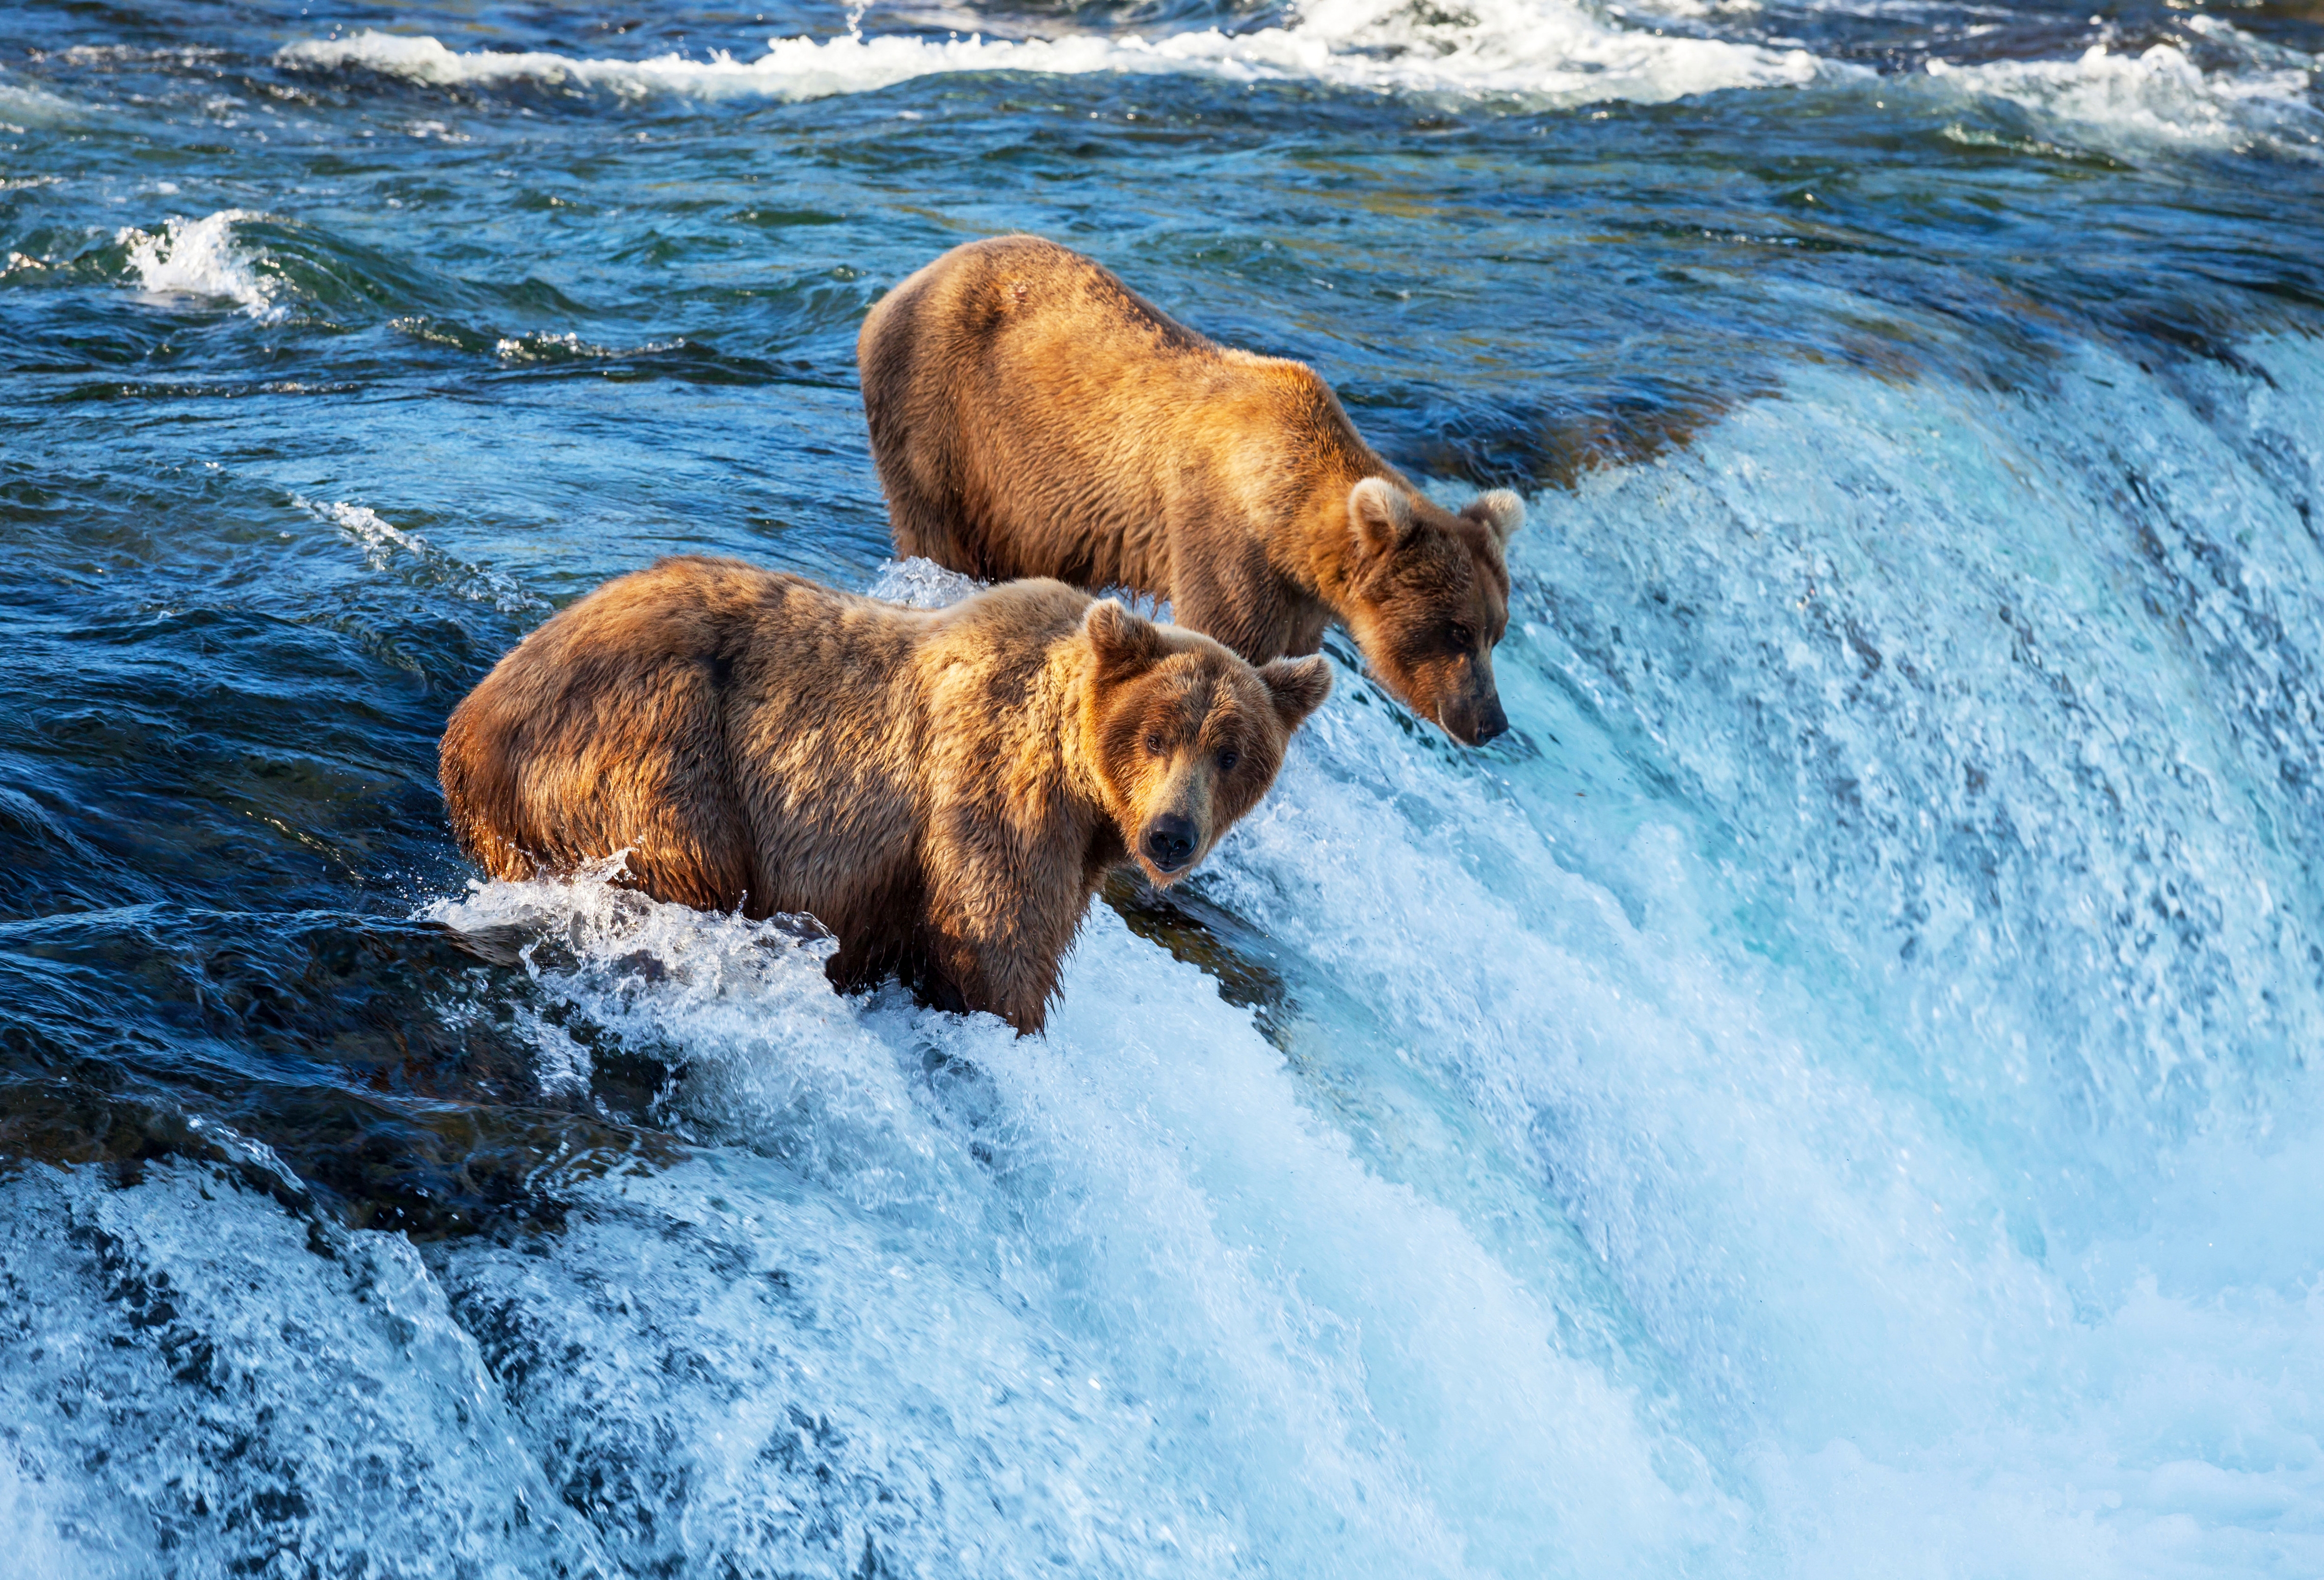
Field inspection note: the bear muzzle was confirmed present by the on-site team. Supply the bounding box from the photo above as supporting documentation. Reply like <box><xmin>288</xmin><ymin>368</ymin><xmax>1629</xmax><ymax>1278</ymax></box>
<box><xmin>1141</xmin><ymin>812</ymin><xmax>1200</xmax><ymax>876</ymax></box>
<box><xmin>1435</xmin><ymin>672</ymin><xmax>1510</xmax><ymax>747</ymax></box>
<box><xmin>1464</xmin><ymin>691</ymin><xmax>1511</xmax><ymax>746</ymax></box>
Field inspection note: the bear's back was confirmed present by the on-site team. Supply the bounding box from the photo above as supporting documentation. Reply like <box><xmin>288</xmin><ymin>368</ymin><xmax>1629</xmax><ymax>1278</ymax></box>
<box><xmin>441</xmin><ymin>558</ymin><xmax>931</xmax><ymax>913</ymax></box>
<box><xmin>859</xmin><ymin>236</ymin><xmax>1380</xmax><ymax>594</ymax></box>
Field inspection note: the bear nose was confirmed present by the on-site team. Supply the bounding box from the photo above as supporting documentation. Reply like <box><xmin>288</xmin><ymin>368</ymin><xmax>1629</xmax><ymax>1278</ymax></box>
<box><xmin>1142</xmin><ymin>814</ymin><xmax>1198</xmax><ymax>873</ymax></box>
<box><xmin>1472</xmin><ymin>703</ymin><xmax>1509</xmax><ymax>746</ymax></box>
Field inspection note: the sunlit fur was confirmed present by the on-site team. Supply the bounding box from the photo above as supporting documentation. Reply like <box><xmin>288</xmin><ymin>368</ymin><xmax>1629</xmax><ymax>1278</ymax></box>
<box><xmin>857</xmin><ymin>234</ymin><xmax>1525</xmax><ymax>745</ymax></box>
<box><xmin>439</xmin><ymin>558</ymin><xmax>1329</xmax><ymax>1034</ymax></box>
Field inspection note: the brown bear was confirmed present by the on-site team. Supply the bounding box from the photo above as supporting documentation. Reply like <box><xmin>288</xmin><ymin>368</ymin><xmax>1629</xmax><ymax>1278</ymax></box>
<box><xmin>438</xmin><ymin>556</ymin><xmax>1330</xmax><ymax>1034</ymax></box>
<box><xmin>856</xmin><ymin>234</ymin><xmax>1526</xmax><ymax>746</ymax></box>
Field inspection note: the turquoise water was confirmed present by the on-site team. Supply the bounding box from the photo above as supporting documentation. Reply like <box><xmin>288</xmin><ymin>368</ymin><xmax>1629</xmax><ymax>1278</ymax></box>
<box><xmin>3</xmin><ymin>1</ymin><xmax>2322</xmax><ymax>1574</ymax></box>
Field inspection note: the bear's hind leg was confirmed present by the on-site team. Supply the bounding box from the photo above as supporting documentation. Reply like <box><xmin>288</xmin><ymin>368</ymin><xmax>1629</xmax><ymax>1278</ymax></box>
<box><xmin>519</xmin><ymin>671</ymin><xmax>758</xmax><ymax>913</ymax></box>
<box><xmin>879</xmin><ymin>456</ymin><xmax>991</xmax><ymax>579</ymax></box>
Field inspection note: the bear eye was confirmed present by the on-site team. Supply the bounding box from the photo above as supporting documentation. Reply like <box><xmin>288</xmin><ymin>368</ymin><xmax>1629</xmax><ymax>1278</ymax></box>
<box><xmin>1144</xmin><ymin>731</ymin><xmax>1168</xmax><ymax>756</ymax></box>
<box><xmin>1217</xmin><ymin>748</ymin><xmax>1240</xmax><ymax>773</ymax></box>
<box><xmin>1447</xmin><ymin>622</ymin><xmax>1475</xmax><ymax>653</ymax></box>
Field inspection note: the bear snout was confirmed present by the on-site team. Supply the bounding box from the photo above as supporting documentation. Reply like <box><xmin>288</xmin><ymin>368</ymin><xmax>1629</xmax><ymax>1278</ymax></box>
<box><xmin>1434</xmin><ymin>683</ymin><xmax>1510</xmax><ymax>746</ymax></box>
<box><xmin>1141</xmin><ymin>813</ymin><xmax>1199</xmax><ymax>874</ymax></box>
<box><xmin>1470</xmin><ymin>693</ymin><xmax>1510</xmax><ymax>746</ymax></box>
<box><xmin>1441</xmin><ymin>692</ymin><xmax>1515</xmax><ymax>748</ymax></box>
<box><xmin>1433</xmin><ymin>656</ymin><xmax>1510</xmax><ymax>747</ymax></box>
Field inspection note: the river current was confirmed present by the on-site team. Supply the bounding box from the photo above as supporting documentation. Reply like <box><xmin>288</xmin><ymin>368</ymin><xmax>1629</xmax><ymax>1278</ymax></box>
<box><xmin>3</xmin><ymin>0</ymin><xmax>2321</xmax><ymax>1574</ymax></box>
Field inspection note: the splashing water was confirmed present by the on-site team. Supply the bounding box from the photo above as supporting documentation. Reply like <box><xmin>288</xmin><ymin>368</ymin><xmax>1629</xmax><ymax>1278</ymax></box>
<box><xmin>115</xmin><ymin>208</ymin><xmax>284</xmax><ymax>320</ymax></box>
<box><xmin>278</xmin><ymin>8</ymin><xmax>1828</xmax><ymax>113</ymax></box>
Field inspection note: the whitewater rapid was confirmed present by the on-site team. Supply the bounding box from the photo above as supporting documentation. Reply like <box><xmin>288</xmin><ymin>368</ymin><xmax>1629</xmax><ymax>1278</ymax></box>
<box><xmin>17</xmin><ymin>331</ymin><xmax>2317</xmax><ymax>1573</ymax></box>
<box><xmin>273</xmin><ymin>8</ymin><xmax>2321</xmax><ymax>155</ymax></box>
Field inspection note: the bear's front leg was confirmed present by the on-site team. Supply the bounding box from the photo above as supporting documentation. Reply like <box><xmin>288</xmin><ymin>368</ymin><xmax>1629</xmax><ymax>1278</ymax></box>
<box><xmin>917</xmin><ymin>845</ymin><xmax>1077</xmax><ymax>1036</ymax></box>
<box><xmin>1281</xmin><ymin>600</ymin><xmax>1332</xmax><ymax>658</ymax></box>
<box><xmin>1169</xmin><ymin>524</ymin><xmax>1293</xmax><ymax>665</ymax></box>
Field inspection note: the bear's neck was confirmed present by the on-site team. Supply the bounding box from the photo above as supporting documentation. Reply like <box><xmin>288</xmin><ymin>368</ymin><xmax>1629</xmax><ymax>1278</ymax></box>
<box><xmin>1233</xmin><ymin>381</ymin><xmax>1399</xmax><ymax>614</ymax></box>
<box><xmin>1278</xmin><ymin>449</ymin><xmax>1385</xmax><ymax>612</ymax></box>
<box><xmin>1049</xmin><ymin>647</ymin><xmax>1118</xmax><ymax>836</ymax></box>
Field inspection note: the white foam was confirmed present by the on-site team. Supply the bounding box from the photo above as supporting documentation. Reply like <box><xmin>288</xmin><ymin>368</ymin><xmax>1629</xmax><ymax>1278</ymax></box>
<box><xmin>113</xmin><ymin>208</ymin><xmax>282</xmax><ymax>320</ymax></box>
<box><xmin>0</xmin><ymin>1448</ymin><xmax>109</xmax><ymax>1580</ymax></box>
<box><xmin>869</xmin><ymin>555</ymin><xmax>1174</xmax><ymax>623</ymax></box>
<box><xmin>420</xmin><ymin>864</ymin><xmax>929</xmax><ymax>1206</ymax></box>
<box><xmin>492</xmin><ymin>329</ymin><xmax>608</xmax><ymax>362</ymax></box>
<box><xmin>272</xmin><ymin>15</ymin><xmax>2324</xmax><ymax>156</ymax></box>
<box><xmin>0</xmin><ymin>1161</ymin><xmax>609</xmax><ymax>1572</ymax></box>
<box><xmin>866</xmin><ymin>554</ymin><xmax>984</xmax><ymax>609</ymax></box>
<box><xmin>1192</xmin><ymin>334</ymin><xmax>2324</xmax><ymax>1572</ymax></box>
<box><xmin>0</xmin><ymin>75</ymin><xmax>85</xmax><ymax>131</ymax></box>
<box><xmin>417</xmin><ymin>862</ymin><xmax>1738</xmax><ymax>1575</ymax></box>
<box><xmin>279</xmin><ymin>9</ymin><xmax>1827</xmax><ymax>113</ymax></box>
<box><xmin>1925</xmin><ymin>26</ymin><xmax>2323</xmax><ymax>159</ymax></box>
<box><xmin>298</xmin><ymin>496</ymin><xmax>550</xmax><ymax>616</ymax></box>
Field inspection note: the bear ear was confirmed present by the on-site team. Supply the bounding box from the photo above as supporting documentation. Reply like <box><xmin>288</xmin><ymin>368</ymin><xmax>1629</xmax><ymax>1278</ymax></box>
<box><xmin>1461</xmin><ymin>489</ymin><xmax>1525</xmax><ymax>549</ymax></box>
<box><xmin>1258</xmin><ymin>655</ymin><xmax>1332</xmax><ymax>732</ymax></box>
<box><xmin>1083</xmin><ymin>598</ymin><xmax>1164</xmax><ymax>679</ymax></box>
<box><xmin>1348</xmin><ymin>478</ymin><xmax>1415</xmax><ymax>561</ymax></box>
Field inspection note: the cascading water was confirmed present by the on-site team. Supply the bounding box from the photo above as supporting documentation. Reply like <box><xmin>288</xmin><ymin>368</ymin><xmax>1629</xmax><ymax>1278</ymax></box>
<box><xmin>2</xmin><ymin>0</ymin><xmax>2320</xmax><ymax>1574</ymax></box>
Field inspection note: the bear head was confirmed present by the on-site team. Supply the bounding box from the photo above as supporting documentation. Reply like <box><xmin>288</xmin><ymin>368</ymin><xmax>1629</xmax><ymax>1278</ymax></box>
<box><xmin>1080</xmin><ymin>599</ymin><xmax>1332</xmax><ymax>886</ymax></box>
<box><xmin>1338</xmin><ymin>479</ymin><xmax>1524</xmax><ymax>747</ymax></box>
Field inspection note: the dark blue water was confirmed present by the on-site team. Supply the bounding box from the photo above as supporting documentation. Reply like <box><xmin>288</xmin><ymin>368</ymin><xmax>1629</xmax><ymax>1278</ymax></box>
<box><xmin>4</xmin><ymin>0</ymin><xmax>2322</xmax><ymax>1573</ymax></box>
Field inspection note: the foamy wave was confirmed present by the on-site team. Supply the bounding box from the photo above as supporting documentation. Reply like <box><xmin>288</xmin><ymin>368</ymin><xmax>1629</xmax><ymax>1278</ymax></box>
<box><xmin>410</xmin><ymin>857</ymin><xmax>1722</xmax><ymax>1574</ymax></box>
<box><xmin>114</xmin><ymin>209</ymin><xmax>282</xmax><ymax>319</ymax></box>
<box><xmin>0</xmin><ymin>75</ymin><xmax>85</xmax><ymax>131</ymax></box>
<box><xmin>0</xmin><ymin>1449</ymin><xmax>100</xmax><ymax>1580</ymax></box>
<box><xmin>298</xmin><ymin>496</ymin><xmax>550</xmax><ymax>616</ymax></box>
<box><xmin>866</xmin><ymin>555</ymin><xmax>984</xmax><ymax>609</ymax></box>
<box><xmin>279</xmin><ymin>7</ymin><xmax>1826</xmax><ymax>111</ymax></box>
<box><xmin>869</xmin><ymin>556</ymin><xmax>1175</xmax><ymax>622</ymax></box>
<box><xmin>420</xmin><ymin>864</ymin><xmax>982</xmax><ymax>1209</ymax></box>
<box><xmin>1927</xmin><ymin>25</ymin><xmax>2323</xmax><ymax>159</ymax></box>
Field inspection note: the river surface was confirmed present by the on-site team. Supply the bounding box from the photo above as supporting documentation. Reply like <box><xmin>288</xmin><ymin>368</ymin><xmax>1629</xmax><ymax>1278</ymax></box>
<box><xmin>3</xmin><ymin>0</ymin><xmax>2322</xmax><ymax>1574</ymax></box>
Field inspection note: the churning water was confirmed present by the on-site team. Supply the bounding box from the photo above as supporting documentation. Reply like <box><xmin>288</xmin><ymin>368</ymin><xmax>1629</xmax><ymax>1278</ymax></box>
<box><xmin>3</xmin><ymin>0</ymin><xmax>2321</xmax><ymax>1574</ymax></box>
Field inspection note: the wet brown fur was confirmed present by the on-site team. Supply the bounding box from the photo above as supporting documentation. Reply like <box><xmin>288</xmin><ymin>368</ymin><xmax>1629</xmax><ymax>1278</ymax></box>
<box><xmin>438</xmin><ymin>557</ymin><xmax>1330</xmax><ymax>1034</ymax></box>
<box><xmin>857</xmin><ymin>234</ymin><xmax>1525</xmax><ymax>745</ymax></box>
